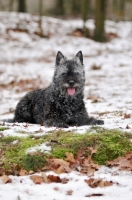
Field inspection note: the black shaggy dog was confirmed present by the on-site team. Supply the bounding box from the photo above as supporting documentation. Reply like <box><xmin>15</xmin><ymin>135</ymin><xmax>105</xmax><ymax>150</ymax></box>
<box><xmin>10</xmin><ymin>51</ymin><xmax>104</xmax><ymax>127</ymax></box>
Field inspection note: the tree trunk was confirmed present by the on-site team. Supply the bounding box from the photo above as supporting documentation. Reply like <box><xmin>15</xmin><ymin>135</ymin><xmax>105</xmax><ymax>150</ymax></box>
<box><xmin>113</xmin><ymin>0</ymin><xmax>125</xmax><ymax>20</ymax></box>
<box><xmin>93</xmin><ymin>0</ymin><xmax>107</xmax><ymax>42</ymax></box>
<box><xmin>56</xmin><ymin>0</ymin><xmax>64</xmax><ymax>15</ymax></box>
<box><xmin>18</xmin><ymin>0</ymin><xmax>26</xmax><ymax>13</ymax></box>
<box><xmin>119</xmin><ymin>0</ymin><xmax>125</xmax><ymax>20</ymax></box>
<box><xmin>81</xmin><ymin>0</ymin><xmax>89</xmax><ymax>30</ymax></box>
<box><xmin>71</xmin><ymin>0</ymin><xmax>80</xmax><ymax>15</ymax></box>
<box><xmin>39</xmin><ymin>0</ymin><xmax>43</xmax><ymax>37</ymax></box>
<box><xmin>9</xmin><ymin>0</ymin><xmax>15</xmax><ymax>11</ymax></box>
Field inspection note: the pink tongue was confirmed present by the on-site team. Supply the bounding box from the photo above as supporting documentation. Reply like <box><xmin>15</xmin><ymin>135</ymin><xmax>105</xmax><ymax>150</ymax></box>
<box><xmin>67</xmin><ymin>88</ymin><xmax>75</xmax><ymax>96</ymax></box>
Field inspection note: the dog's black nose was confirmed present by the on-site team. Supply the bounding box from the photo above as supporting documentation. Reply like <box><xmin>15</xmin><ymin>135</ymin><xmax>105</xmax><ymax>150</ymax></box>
<box><xmin>69</xmin><ymin>80</ymin><xmax>74</xmax><ymax>87</ymax></box>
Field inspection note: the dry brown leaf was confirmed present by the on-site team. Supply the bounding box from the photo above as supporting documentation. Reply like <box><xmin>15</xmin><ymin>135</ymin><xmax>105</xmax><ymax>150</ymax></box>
<box><xmin>35</xmin><ymin>128</ymin><xmax>43</xmax><ymax>133</ymax></box>
<box><xmin>42</xmin><ymin>173</ymin><xmax>68</xmax><ymax>184</ymax></box>
<box><xmin>28</xmin><ymin>170</ymin><xmax>34</xmax><ymax>175</ymax></box>
<box><xmin>106</xmin><ymin>32</ymin><xmax>118</xmax><ymax>41</ymax></box>
<box><xmin>85</xmin><ymin>178</ymin><xmax>113</xmax><ymax>188</ymax></box>
<box><xmin>69</xmin><ymin>161</ymin><xmax>80</xmax><ymax>169</ymax></box>
<box><xmin>0</xmin><ymin>161</ymin><xmax>4</xmax><ymax>166</ymax></box>
<box><xmin>86</xmin><ymin>193</ymin><xmax>103</xmax><ymax>197</ymax></box>
<box><xmin>55</xmin><ymin>165</ymin><xmax>66</xmax><ymax>174</ymax></box>
<box><xmin>124</xmin><ymin>113</ymin><xmax>131</xmax><ymax>119</ymax></box>
<box><xmin>30</xmin><ymin>173</ymin><xmax>67</xmax><ymax>184</ymax></box>
<box><xmin>49</xmin><ymin>148</ymin><xmax>99</xmax><ymax>175</ymax></box>
<box><xmin>68</xmin><ymin>28</ymin><xmax>84</xmax><ymax>37</ymax></box>
<box><xmin>65</xmin><ymin>152</ymin><xmax>80</xmax><ymax>169</ymax></box>
<box><xmin>19</xmin><ymin>169</ymin><xmax>28</xmax><ymax>176</ymax></box>
<box><xmin>91</xmin><ymin>64</ymin><xmax>101</xmax><ymax>70</ymax></box>
<box><xmin>87</xmin><ymin>147</ymin><xmax>97</xmax><ymax>162</ymax></box>
<box><xmin>30</xmin><ymin>175</ymin><xmax>44</xmax><ymax>184</ymax></box>
<box><xmin>66</xmin><ymin>150</ymin><xmax>83</xmax><ymax>169</ymax></box>
<box><xmin>83</xmin><ymin>159</ymin><xmax>99</xmax><ymax>169</ymax></box>
<box><xmin>87</xmin><ymin>95</ymin><xmax>104</xmax><ymax>103</ymax></box>
<box><xmin>47</xmin><ymin>175</ymin><xmax>62</xmax><ymax>183</ymax></box>
<box><xmin>49</xmin><ymin>158</ymin><xmax>71</xmax><ymax>174</ymax></box>
<box><xmin>88</xmin><ymin>95</ymin><xmax>99</xmax><ymax>103</ymax></box>
<box><xmin>81</xmin><ymin>166</ymin><xmax>97</xmax><ymax>175</ymax></box>
<box><xmin>61</xmin><ymin>178</ymin><xmax>69</xmax><ymax>184</ymax></box>
<box><xmin>126</xmin><ymin>152</ymin><xmax>132</xmax><ymax>159</ymax></box>
<box><xmin>107</xmin><ymin>152</ymin><xmax>132</xmax><ymax>171</ymax></box>
<box><xmin>0</xmin><ymin>168</ymin><xmax>5</xmax><ymax>176</ymax></box>
<box><xmin>88</xmin><ymin>147</ymin><xmax>97</xmax><ymax>155</ymax></box>
<box><xmin>99</xmin><ymin>180</ymin><xmax>113</xmax><ymax>187</ymax></box>
<box><xmin>126</xmin><ymin>125</ymin><xmax>131</xmax><ymax>129</ymax></box>
<box><xmin>51</xmin><ymin>158</ymin><xmax>69</xmax><ymax>167</ymax></box>
<box><xmin>76</xmin><ymin>150</ymin><xmax>85</xmax><ymax>165</ymax></box>
<box><xmin>65</xmin><ymin>152</ymin><xmax>75</xmax><ymax>163</ymax></box>
<box><xmin>54</xmin><ymin>187</ymin><xmax>59</xmax><ymax>191</ymax></box>
<box><xmin>80</xmin><ymin>148</ymin><xmax>100</xmax><ymax>175</ymax></box>
<box><xmin>2</xmin><ymin>175</ymin><xmax>12</xmax><ymax>184</ymax></box>
<box><xmin>66</xmin><ymin>190</ymin><xmax>73</xmax><ymax>195</ymax></box>
<box><xmin>23</xmin><ymin>123</ymin><xmax>28</xmax><ymax>128</ymax></box>
<box><xmin>41</xmin><ymin>172</ymin><xmax>50</xmax><ymax>183</ymax></box>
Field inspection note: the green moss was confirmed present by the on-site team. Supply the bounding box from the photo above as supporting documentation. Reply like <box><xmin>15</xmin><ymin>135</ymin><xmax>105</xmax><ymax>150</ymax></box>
<box><xmin>49</xmin><ymin>128</ymin><xmax>132</xmax><ymax>164</ymax></box>
<box><xmin>1</xmin><ymin>128</ymin><xmax>132</xmax><ymax>173</ymax></box>
<box><xmin>0</xmin><ymin>136</ymin><xmax>47</xmax><ymax>171</ymax></box>
<box><xmin>0</xmin><ymin>127</ymin><xmax>8</xmax><ymax>131</ymax></box>
<box><xmin>21</xmin><ymin>153</ymin><xmax>46</xmax><ymax>171</ymax></box>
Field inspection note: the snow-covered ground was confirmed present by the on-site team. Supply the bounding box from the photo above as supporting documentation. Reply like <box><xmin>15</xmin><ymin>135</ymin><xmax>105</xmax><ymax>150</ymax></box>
<box><xmin>0</xmin><ymin>12</ymin><xmax>132</xmax><ymax>199</ymax></box>
<box><xmin>0</xmin><ymin>168</ymin><xmax>132</xmax><ymax>200</ymax></box>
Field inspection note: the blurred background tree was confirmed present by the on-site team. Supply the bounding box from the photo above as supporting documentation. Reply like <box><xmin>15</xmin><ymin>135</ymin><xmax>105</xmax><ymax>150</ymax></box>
<box><xmin>1</xmin><ymin>0</ymin><xmax>132</xmax><ymax>42</ymax></box>
<box><xmin>55</xmin><ymin>0</ymin><xmax>64</xmax><ymax>15</ymax></box>
<box><xmin>38</xmin><ymin>0</ymin><xmax>43</xmax><ymax>37</ymax></box>
<box><xmin>81</xmin><ymin>0</ymin><xmax>89</xmax><ymax>31</ymax></box>
<box><xmin>9</xmin><ymin>0</ymin><xmax>15</xmax><ymax>11</ymax></box>
<box><xmin>113</xmin><ymin>0</ymin><xmax>125</xmax><ymax>20</ymax></box>
<box><xmin>1</xmin><ymin>0</ymin><xmax>132</xmax><ymax>19</ymax></box>
<box><xmin>18</xmin><ymin>0</ymin><xmax>26</xmax><ymax>13</ymax></box>
<box><xmin>93</xmin><ymin>0</ymin><xmax>107</xmax><ymax>42</ymax></box>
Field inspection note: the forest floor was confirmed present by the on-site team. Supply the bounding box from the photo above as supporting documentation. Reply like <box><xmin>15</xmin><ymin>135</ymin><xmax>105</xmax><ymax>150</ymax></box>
<box><xmin>0</xmin><ymin>12</ymin><xmax>132</xmax><ymax>200</ymax></box>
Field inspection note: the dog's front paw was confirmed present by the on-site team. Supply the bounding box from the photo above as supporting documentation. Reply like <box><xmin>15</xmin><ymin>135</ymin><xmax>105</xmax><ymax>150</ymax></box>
<box><xmin>97</xmin><ymin>120</ymin><xmax>104</xmax><ymax>125</ymax></box>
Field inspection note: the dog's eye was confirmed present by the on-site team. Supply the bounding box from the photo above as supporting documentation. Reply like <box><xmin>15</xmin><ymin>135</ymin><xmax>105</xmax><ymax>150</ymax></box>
<box><xmin>74</xmin><ymin>72</ymin><xmax>79</xmax><ymax>75</ymax></box>
<box><xmin>62</xmin><ymin>73</ymin><xmax>66</xmax><ymax>76</ymax></box>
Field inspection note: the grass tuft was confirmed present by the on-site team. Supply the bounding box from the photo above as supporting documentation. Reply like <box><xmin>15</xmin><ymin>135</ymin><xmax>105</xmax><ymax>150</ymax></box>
<box><xmin>0</xmin><ymin>136</ymin><xmax>47</xmax><ymax>171</ymax></box>
<box><xmin>1</xmin><ymin>128</ymin><xmax>132</xmax><ymax>172</ymax></box>
<box><xmin>0</xmin><ymin>127</ymin><xmax>8</xmax><ymax>131</ymax></box>
<box><xmin>49</xmin><ymin>128</ymin><xmax>132</xmax><ymax>164</ymax></box>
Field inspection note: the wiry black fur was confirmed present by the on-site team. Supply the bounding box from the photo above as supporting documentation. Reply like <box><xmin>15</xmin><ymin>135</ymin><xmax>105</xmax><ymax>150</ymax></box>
<box><xmin>8</xmin><ymin>51</ymin><xmax>104</xmax><ymax>127</ymax></box>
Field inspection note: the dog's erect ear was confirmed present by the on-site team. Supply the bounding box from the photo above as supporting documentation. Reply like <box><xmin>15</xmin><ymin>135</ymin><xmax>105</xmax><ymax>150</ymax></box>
<box><xmin>56</xmin><ymin>51</ymin><xmax>65</xmax><ymax>65</ymax></box>
<box><xmin>75</xmin><ymin>51</ymin><xmax>83</xmax><ymax>65</ymax></box>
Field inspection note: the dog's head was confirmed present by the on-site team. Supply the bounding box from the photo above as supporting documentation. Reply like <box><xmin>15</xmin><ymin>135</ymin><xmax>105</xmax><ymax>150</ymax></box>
<box><xmin>53</xmin><ymin>51</ymin><xmax>85</xmax><ymax>97</ymax></box>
